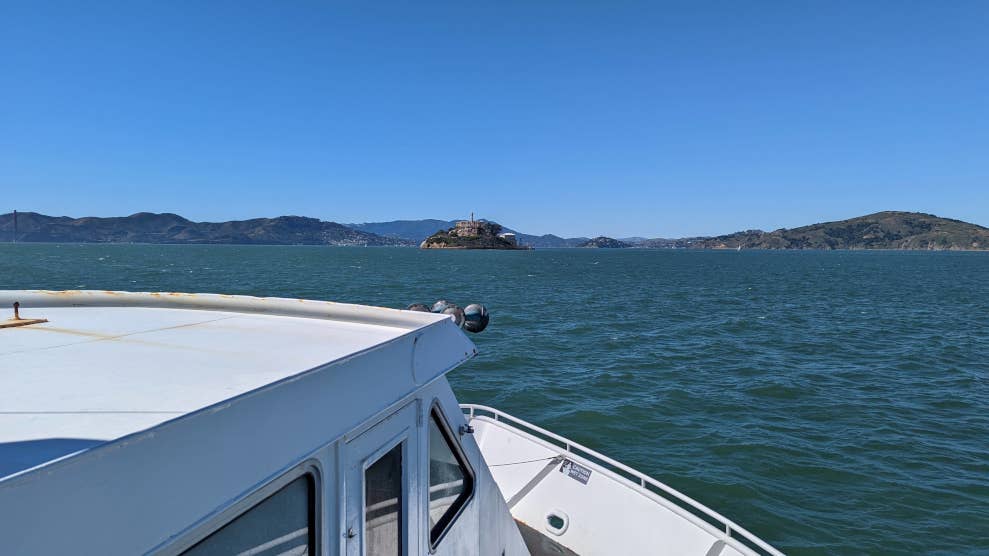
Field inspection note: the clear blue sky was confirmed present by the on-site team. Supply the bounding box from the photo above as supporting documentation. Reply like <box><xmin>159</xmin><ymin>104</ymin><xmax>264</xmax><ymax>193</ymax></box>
<box><xmin>2</xmin><ymin>1</ymin><xmax>986</xmax><ymax>237</ymax></box>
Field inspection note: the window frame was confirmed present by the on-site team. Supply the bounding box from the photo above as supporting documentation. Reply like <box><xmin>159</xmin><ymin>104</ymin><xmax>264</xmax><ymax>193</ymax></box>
<box><xmin>159</xmin><ymin>460</ymin><xmax>322</xmax><ymax>556</ymax></box>
<box><xmin>361</xmin><ymin>436</ymin><xmax>407</xmax><ymax>556</ymax></box>
<box><xmin>344</xmin><ymin>401</ymin><xmax>420</xmax><ymax>556</ymax></box>
<box><xmin>426</xmin><ymin>401</ymin><xmax>476</xmax><ymax>552</ymax></box>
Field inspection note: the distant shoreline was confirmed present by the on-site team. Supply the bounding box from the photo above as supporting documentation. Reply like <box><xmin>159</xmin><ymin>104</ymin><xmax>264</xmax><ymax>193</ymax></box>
<box><xmin>3</xmin><ymin>210</ymin><xmax>987</xmax><ymax>251</ymax></box>
<box><xmin>2</xmin><ymin>242</ymin><xmax>987</xmax><ymax>253</ymax></box>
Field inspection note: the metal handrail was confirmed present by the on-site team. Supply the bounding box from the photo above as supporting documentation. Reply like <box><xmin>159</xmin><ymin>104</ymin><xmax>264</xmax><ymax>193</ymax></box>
<box><xmin>461</xmin><ymin>403</ymin><xmax>785</xmax><ymax>556</ymax></box>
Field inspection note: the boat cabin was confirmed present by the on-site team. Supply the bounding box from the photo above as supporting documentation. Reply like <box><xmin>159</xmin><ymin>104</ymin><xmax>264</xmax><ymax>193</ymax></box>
<box><xmin>0</xmin><ymin>291</ymin><xmax>528</xmax><ymax>555</ymax></box>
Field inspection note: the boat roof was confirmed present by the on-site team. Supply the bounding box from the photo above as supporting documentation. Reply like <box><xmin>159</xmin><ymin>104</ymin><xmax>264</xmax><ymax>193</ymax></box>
<box><xmin>0</xmin><ymin>290</ymin><xmax>464</xmax><ymax>479</ymax></box>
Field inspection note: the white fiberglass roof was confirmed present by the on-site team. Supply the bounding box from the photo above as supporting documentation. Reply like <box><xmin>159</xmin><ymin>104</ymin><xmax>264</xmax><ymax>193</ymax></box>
<box><xmin>0</xmin><ymin>291</ymin><xmax>458</xmax><ymax>478</ymax></box>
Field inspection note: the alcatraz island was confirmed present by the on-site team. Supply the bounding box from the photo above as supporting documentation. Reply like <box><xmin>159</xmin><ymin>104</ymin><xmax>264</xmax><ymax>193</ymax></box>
<box><xmin>419</xmin><ymin>214</ymin><xmax>531</xmax><ymax>250</ymax></box>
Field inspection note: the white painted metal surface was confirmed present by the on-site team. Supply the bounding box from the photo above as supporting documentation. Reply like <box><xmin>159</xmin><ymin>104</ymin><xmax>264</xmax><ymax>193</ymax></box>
<box><xmin>463</xmin><ymin>404</ymin><xmax>785</xmax><ymax>556</ymax></box>
<box><xmin>0</xmin><ymin>290</ymin><xmax>468</xmax><ymax>478</ymax></box>
<box><xmin>0</xmin><ymin>290</ymin><xmax>530</xmax><ymax>556</ymax></box>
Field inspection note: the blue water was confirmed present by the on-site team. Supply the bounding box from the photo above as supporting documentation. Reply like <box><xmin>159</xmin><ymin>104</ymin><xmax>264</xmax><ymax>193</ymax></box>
<box><xmin>1</xmin><ymin>244</ymin><xmax>987</xmax><ymax>554</ymax></box>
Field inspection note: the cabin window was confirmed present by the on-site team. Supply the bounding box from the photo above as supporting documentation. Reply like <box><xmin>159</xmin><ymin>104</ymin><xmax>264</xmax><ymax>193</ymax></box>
<box><xmin>365</xmin><ymin>443</ymin><xmax>404</xmax><ymax>556</ymax></box>
<box><xmin>182</xmin><ymin>474</ymin><xmax>315</xmax><ymax>556</ymax></box>
<box><xmin>428</xmin><ymin>405</ymin><xmax>475</xmax><ymax>548</ymax></box>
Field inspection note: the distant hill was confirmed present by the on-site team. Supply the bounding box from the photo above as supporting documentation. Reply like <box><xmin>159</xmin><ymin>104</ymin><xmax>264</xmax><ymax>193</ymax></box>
<box><xmin>690</xmin><ymin>212</ymin><xmax>989</xmax><ymax>250</ymax></box>
<box><xmin>514</xmin><ymin>233</ymin><xmax>588</xmax><ymax>248</ymax></box>
<box><xmin>346</xmin><ymin>219</ymin><xmax>455</xmax><ymax>241</ymax></box>
<box><xmin>0</xmin><ymin>212</ymin><xmax>411</xmax><ymax>246</ymax></box>
<box><xmin>579</xmin><ymin>236</ymin><xmax>630</xmax><ymax>248</ymax></box>
<box><xmin>636</xmin><ymin>237</ymin><xmax>700</xmax><ymax>248</ymax></box>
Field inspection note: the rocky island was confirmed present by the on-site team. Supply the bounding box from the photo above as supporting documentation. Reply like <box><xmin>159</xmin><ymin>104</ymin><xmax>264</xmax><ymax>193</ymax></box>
<box><xmin>420</xmin><ymin>217</ymin><xmax>529</xmax><ymax>249</ymax></box>
<box><xmin>579</xmin><ymin>236</ymin><xmax>630</xmax><ymax>248</ymax></box>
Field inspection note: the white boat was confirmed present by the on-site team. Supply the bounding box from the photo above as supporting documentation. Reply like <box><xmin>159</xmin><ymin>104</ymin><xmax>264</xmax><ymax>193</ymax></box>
<box><xmin>0</xmin><ymin>290</ymin><xmax>783</xmax><ymax>556</ymax></box>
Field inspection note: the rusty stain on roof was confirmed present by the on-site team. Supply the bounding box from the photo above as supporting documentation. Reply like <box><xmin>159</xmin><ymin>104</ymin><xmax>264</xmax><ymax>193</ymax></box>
<box><xmin>1</xmin><ymin>302</ymin><xmax>48</xmax><ymax>329</ymax></box>
<box><xmin>0</xmin><ymin>318</ymin><xmax>48</xmax><ymax>329</ymax></box>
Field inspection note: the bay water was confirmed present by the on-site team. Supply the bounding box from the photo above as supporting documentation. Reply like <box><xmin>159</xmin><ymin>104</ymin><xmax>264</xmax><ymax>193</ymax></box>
<box><xmin>1</xmin><ymin>244</ymin><xmax>986</xmax><ymax>554</ymax></box>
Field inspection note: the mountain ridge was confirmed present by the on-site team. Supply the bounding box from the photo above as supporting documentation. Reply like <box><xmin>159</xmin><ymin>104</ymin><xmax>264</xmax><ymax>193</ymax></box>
<box><xmin>2</xmin><ymin>211</ymin><xmax>987</xmax><ymax>250</ymax></box>
<box><xmin>686</xmin><ymin>211</ymin><xmax>989</xmax><ymax>250</ymax></box>
<box><xmin>0</xmin><ymin>212</ymin><xmax>411</xmax><ymax>246</ymax></box>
